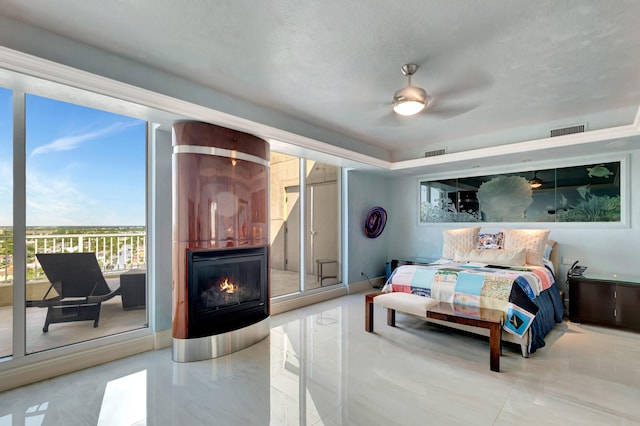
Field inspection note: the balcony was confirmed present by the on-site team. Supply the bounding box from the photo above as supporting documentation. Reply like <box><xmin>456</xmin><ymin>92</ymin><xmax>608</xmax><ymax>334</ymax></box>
<box><xmin>0</xmin><ymin>231</ymin><xmax>147</xmax><ymax>357</ymax></box>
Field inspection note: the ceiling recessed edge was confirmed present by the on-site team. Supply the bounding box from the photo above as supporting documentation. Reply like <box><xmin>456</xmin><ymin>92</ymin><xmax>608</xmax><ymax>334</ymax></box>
<box><xmin>390</xmin><ymin>123</ymin><xmax>640</xmax><ymax>172</ymax></box>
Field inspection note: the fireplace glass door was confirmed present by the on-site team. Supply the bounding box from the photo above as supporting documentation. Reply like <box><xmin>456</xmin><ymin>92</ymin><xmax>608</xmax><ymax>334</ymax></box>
<box><xmin>187</xmin><ymin>246</ymin><xmax>268</xmax><ymax>337</ymax></box>
<box><xmin>195</xmin><ymin>253</ymin><xmax>263</xmax><ymax>313</ymax></box>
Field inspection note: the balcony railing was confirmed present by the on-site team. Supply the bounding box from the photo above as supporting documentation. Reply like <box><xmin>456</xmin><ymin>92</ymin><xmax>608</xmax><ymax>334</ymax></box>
<box><xmin>0</xmin><ymin>232</ymin><xmax>146</xmax><ymax>283</ymax></box>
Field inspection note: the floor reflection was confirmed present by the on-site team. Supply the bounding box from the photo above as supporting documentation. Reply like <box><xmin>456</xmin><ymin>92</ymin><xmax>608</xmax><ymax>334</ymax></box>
<box><xmin>1</xmin><ymin>292</ymin><xmax>639</xmax><ymax>425</ymax></box>
<box><xmin>270</xmin><ymin>306</ymin><xmax>343</xmax><ymax>425</ymax></box>
<box><xmin>98</xmin><ymin>370</ymin><xmax>146</xmax><ymax>426</ymax></box>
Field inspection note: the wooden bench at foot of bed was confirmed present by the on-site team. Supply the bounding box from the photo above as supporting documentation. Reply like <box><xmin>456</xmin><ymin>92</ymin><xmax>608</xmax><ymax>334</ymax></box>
<box><xmin>365</xmin><ymin>292</ymin><xmax>503</xmax><ymax>372</ymax></box>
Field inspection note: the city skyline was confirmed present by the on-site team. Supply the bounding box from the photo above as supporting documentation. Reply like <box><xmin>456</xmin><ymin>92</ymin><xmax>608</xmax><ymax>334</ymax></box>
<box><xmin>0</xmin><ymin>88</ymin><xmax>146</xmax><ymax>226</ymax></box>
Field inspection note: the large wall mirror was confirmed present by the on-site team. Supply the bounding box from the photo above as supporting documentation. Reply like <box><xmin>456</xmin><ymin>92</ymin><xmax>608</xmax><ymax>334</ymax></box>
<box><xmin>419</xmin><ymin>160</ymin><xmax>624</xmax><ymax>223</ymax></box>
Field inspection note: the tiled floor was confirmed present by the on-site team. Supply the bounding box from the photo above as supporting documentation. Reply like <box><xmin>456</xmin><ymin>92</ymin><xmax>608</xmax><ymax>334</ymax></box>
<box><xmin>1</xmin><ymin>291</ymin><xmax>639</xmax><ymax>425</ymax></box>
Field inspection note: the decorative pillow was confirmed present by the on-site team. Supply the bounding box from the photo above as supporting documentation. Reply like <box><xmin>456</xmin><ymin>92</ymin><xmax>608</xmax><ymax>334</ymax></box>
<box><xmin>502</xmin><ymin>229</ymin><xmax>551</xmax><ymax>266</ymax></box>
<box><xmin>442</xmin><ymin>227</ymin><xmax>480</xmax><ymax>259</ymax></box>
<box><xmin>454</xmin><ymin>248</ymin><xmax>527</xmax><ymax>267</ymax></box>
<box><xmin>477</xmin><ymin>232</ymin><xmax>504</xmax><ymax>250</ymax></box>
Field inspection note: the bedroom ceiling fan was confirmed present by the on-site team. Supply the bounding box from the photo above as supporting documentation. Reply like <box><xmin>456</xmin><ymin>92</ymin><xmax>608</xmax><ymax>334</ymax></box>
<box><xmin>377</xmin><ymin>63</ymin><xmax>491</xmax><ymax>126</ymax></box>
<box><xmin>392</xmin><ymin>63</ymin><xmax>432</xmax><ymax>116</ymax></box>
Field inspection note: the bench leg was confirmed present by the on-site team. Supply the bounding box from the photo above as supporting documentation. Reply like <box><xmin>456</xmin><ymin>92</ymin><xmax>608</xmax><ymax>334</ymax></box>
<box><xmin>365</xmin><ymin>298</ymin><xmax>374</xmax><ymax>332</ymax></box>
<box><xmin>489</xmin><ymin>323</ymin><xmax>501</xmax><ymax>372</ymax></box>
<box><xmin>387</xmin><ymin>308</ymin><xmax>396</xmax><ymax>327</ymax></box>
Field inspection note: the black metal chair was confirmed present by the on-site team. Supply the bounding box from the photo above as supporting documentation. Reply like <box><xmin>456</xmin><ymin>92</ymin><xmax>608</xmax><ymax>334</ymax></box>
<box><xmin>26</xmin><ymin>252</ymin><xmax>121</xmax><ymax>332</ymax></box>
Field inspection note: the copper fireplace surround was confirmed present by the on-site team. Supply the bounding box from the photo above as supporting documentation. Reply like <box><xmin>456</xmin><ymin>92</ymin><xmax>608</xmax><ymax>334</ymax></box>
<box><xmin>172</xmin><ymin>121</ymin><xmax>270</xmax><ymax>362</ymax></box>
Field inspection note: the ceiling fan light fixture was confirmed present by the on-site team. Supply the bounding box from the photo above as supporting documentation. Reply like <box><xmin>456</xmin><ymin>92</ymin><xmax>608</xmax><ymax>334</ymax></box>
<box><xmin>392</xmin><ymin>63</ymin><xmax>429</xmax><ymax>116</ymax></box>
<box><xmin>529</xmin><ymin>171</ymin><xmax>543</xmax><ymax>189</ymax></box>
<box><xmin>393</xmin><ymin>97</ymin><xmax>426</xmax><ymax>116</ymax></box>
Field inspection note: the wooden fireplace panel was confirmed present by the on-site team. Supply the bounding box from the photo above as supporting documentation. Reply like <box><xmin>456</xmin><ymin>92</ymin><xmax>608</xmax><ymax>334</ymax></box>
<box><xmin>173</xmin><ymin>121</ymin><xmax>269</xmax><ymax>161</ymax></box>
<box><xmin>172</xmin><ymin>241</ymin><xmax>189</xmax><ymax>339</ymax></box>
<box><xmin>173</xmin><ymin>153</ymin><xmax>268</xmax><ymax>247</ymax></box>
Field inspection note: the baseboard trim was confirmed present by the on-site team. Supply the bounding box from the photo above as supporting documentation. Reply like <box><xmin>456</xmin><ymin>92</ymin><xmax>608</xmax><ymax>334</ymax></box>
<box><xmin>348</xmin><ymin>276</ymin><xmax>385</xmax><ymax>294</ymax></box>
<box><xmin>154</xmin><ymin>328</ymin><xmax>173</xmax><ymax>349</ymax></box>
<box><xmin>0</xmin><ymin>334</ymin><xmax>154</xmax><ymax>392</ymax></box>
<box><xmin>271</xmin><ymin>286</ymin><xmax>347</xmax><ymax>315</ymax></box>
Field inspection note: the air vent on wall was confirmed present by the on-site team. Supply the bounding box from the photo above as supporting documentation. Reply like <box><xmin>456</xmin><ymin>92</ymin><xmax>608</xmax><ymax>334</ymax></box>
<box><xmin>425</xmin><ymin>148</ymin><xmax>446</xmax><ymax>158</ymax></box>
<box><xmin>550</xmin><ymin>124</ymin><xmax>586</xmax><ymax>137</ymax></box>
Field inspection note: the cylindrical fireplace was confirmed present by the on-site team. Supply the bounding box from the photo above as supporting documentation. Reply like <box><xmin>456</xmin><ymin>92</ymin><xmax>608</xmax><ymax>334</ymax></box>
<box><xmin>172</xmin><ymin>121</ymin><xmax>270</xmax><ymax>362</ymax></box>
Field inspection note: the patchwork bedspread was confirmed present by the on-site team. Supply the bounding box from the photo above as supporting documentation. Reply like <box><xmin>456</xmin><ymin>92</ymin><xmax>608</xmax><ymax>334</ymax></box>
<box><xmin>382</xmin><ymin>263</ymin><xmax>556</xmax><ymax>339</ymax></box>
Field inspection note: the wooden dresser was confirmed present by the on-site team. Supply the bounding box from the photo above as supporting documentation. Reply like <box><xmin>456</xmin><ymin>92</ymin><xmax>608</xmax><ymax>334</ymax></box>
<box><xmin>568</xmin><ymin>274</ymin><xmax>640</xmax><ymax>331</ymax></box>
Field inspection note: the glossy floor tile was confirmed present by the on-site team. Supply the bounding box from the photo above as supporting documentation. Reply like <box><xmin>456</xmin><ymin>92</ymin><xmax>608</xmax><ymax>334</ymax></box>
<box><xmin>0</xmin><ymin>291</ymin><xmax>639</xmax><ymax>425</ymax></box>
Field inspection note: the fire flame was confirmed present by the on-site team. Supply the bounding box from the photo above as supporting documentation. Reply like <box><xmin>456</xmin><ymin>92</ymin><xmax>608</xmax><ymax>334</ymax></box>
<box><xmin>220</xmin><ymin>278</ymin><xmax>237</xmax><ymax>293</ymax></box>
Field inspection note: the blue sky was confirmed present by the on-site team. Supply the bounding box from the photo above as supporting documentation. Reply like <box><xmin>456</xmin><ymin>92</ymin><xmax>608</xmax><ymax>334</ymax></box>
<box><xmin>0</xmin><ymin>88</ymin><xmax>146</xmax><ymax>226</ymax></box>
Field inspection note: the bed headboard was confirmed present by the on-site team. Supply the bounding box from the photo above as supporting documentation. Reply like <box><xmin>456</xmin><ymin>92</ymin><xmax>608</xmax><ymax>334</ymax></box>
<box><xmin>547</xmin><ymin>239</ymin><xmax>560</xmax><ymax>277</ymax></box>
<box><xmin>441</xmin><ymin>228</ymin><xmax>561</xmax><ymax>277</ymax></box>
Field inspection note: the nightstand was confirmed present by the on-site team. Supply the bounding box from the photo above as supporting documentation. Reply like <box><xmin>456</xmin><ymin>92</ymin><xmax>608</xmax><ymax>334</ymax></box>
<box><xmin>568</xmin><ymin>274</ymin><xmax>640</xmax><ymax>331</ymax></box>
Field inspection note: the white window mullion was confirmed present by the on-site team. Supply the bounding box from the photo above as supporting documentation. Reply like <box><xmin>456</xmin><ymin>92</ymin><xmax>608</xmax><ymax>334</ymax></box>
<box><xmin>299</xmin><ymin>158</ymin><xmax>306</xmax><ymax>292</ymax></box>
<box><xmin>12</xmin><ymin>91</ymin><xmax>26</xmax><ymax>359</ymax></box>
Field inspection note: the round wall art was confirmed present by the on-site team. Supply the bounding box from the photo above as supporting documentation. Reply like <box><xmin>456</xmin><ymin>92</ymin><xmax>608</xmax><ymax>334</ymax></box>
<box><xmin>364</xmin><ymin>206</ymin><xmax>387</xmax><ymax>238</ymax></box>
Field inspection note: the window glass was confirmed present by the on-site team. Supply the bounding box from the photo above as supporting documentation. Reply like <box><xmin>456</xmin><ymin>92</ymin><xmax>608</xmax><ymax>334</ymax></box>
<box><xmin>270</xmin><ymin>153</ymin><xmax>301</xmax><ymax>297</ymax></box>
<box><xmin>24</xmin><ymin>94</ymin><xmax>147</xmax><ymax>353</ymax></box>
<box><xmin>270</xmin><ymin>154</ymin><xmax>342</xmax><ymax>297</ymax></box>
<box><xmin>305</xmin><ymin>160</ymin><xmax>340</xmax><ymax>288</ymax></box>
<box><xmin>419</xmin><ymin>162</ymin><xmax>621</xmax><ymax>223</ymax></box>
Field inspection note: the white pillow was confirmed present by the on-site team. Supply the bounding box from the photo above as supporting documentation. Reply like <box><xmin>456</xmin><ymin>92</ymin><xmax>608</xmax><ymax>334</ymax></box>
<box><xmin>454</xmin><ymin>248</ymin><xmax>527</xmax><ymax>267</ymax></box>
<box><xmin>442</xmin><ymin>227</ymin><xmax>481</xmax><ymax>259</ymax></box>
<box><xmin>502</xmin><ymin>229</ymin><xmax>551</xmax><ymax>266</ymax></box>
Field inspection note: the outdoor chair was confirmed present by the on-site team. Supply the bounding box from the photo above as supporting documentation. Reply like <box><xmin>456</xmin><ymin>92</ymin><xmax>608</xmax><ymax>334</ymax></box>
<box><xmin>26</xmin><ymin>252</ymin><xmax>121</xmax><ymax>332</ymax></box>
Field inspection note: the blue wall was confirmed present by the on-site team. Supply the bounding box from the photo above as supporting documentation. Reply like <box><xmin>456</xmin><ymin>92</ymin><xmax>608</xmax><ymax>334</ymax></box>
<box><xmin>149</xmin><ymin>129</ymin><xmax>173</xmax><ymax>332</ymax></box>
<box><xmin>346</xmin><ymin>170</ymin><xmax>391</xmax><ymax>284</ymax></box>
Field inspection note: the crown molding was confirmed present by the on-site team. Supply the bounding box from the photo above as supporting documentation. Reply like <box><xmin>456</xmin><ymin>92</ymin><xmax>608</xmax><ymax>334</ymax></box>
<box><xmin>391</xmin><ymin>123</ymin><xmax>640</xmax><ymax>171</ymax></box>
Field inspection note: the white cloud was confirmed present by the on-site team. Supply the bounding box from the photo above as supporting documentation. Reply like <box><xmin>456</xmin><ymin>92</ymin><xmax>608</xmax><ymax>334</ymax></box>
<box><xmin>26</xmin><ymin>171</ymin><xmax>97</xmax><ymax>225</ymax></box>
<box><xmin>25</xmin><ymin>170</ymin><xmax>144</xmax><ymax>226</ymax></box>
<box><xmin>30</xmin><ymin>120</ymin><xmax>141</xmax><ymax>157</ymax></box>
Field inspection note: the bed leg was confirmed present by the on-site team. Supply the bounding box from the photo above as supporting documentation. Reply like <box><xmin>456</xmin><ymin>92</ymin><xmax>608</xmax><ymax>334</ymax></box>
<box><xmin>520</xmin><ymin>344</ymin><xmax>529</xmax><ymax>358</ymax></box>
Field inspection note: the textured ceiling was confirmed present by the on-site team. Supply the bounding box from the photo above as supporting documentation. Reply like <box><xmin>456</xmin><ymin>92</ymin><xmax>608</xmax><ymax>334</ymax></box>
<box><xmin>0</xmin><ymin>0</ymin><xmax>639</xmax><ymax>165</ymax></box>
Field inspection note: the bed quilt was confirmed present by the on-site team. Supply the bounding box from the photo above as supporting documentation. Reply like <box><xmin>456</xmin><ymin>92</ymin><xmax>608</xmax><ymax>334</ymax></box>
<box><xmin>382</xmin><ymin>263</ymin><xmax>556</xmax><ymax>338</ymax></box>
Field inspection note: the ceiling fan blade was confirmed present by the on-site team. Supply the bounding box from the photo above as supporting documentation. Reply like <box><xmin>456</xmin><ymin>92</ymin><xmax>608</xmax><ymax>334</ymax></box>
<box><xmin>426</xmin><ymin>103</ymin><xmax>480</xmax><ymax>118</ymax></box>
<box><xmin>433</xmin><ymin>69</ymin><xmax>493</xmax><ymax>99</ymax></box>
<box><xmin>376</xmin><ymin>111</ymin><xmax>406</xmax><ymax>126</ymax></box>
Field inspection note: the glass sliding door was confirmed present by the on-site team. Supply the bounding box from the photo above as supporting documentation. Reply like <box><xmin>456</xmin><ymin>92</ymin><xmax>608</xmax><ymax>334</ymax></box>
<box><xmin>0</xmin><ymin>87</ymin><xmax>12</xmax><ymax>358</ymax></box>
<box><xmin>24</xmin><ymin>94</ymin><xmax>147</xmax><ymax>353</ymax></box>
<box><xmin>270</xmin><ymin>153</ymin><xmax>301</xmax><ymax>297</ymax></box>
<box><xmin>270</xmin><ymin>153</ymin><xmax>342</xmax><ymax>298</ymax></box>
<box><xmin>305</xmin><ymin>161</ymin><xmax>340</xmax><ymax>289</ymax></box>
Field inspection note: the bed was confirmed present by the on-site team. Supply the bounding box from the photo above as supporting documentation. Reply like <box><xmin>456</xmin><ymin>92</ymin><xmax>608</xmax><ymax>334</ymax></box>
<box><xmin>382</xmin><ymin>228</ymin><xmax>565</xmax><ymax>357</ymax></box>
